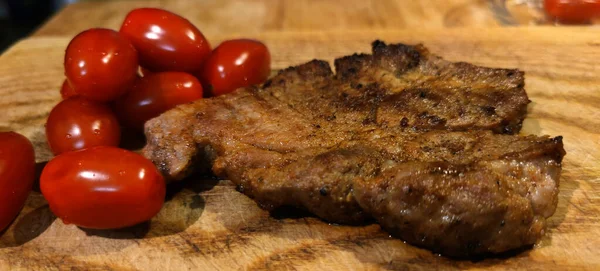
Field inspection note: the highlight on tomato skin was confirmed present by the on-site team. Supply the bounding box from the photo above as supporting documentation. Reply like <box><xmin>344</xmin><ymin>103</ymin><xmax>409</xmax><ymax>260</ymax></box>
<box><xmin>45</xmin><ymin>97</ymin><xmax>121</xmax><ymax>155</ymax></box>
<box><xmin>114</xmin><ymin>71</ymin><xmax>204</xmax><ymax>131</ymax></box>
<box><xmin>139</xmin><ymin>66</ymin><xmax>153</xmax><ymax>77</ymax></box>
<box><xmin>40</xmin><ymin>146</ymin><xmax>166</xmax><ymax>230</ymax></box>
<box><xmin>0</xmin><ymin>132</ymin><xmax>35</xmax><ymax>232</ymax></box>
<box><xmin>119</xmin><ymin>8</ymin><xmax>211</xmax><ymax>74</ymax></box>
<box><xmin>544</xmin><ymin>0</ymin><xmax>600</xmax><ymax>24</ymax></box>
<box><xmin>200</xmin><ymin>39</ymin><xmax>271</xmax><ymax>97</ymax></box>
<box><xmin>64</xmin><ymin>28</ymin><xmax>139</xmax><ymax>102</ymax></box>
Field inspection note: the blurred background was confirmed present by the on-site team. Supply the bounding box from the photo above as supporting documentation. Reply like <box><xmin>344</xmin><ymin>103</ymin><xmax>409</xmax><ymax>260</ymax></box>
<box><xmin>0</xmin><ymin>0</ymin><xmax>598</xmax><ymax>53</ymax></box>
<box><xmin>0</xmin><ymin>0</ymin><xmax>76</xmax><ymax>51</ymax></box>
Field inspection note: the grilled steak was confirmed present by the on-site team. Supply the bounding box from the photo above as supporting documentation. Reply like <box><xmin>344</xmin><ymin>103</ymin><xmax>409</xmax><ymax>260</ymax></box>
<box><xmin>143</xmin><ymin>41</ymin><xmax>565</xmax><ymax>256</ymax></box>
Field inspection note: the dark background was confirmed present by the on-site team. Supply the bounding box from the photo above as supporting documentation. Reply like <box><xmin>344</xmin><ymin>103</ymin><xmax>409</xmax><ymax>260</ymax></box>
<box><xmin>0</xmin><ymin>0</ymin><xmax>72</xmax><ymax>53</ymax></box>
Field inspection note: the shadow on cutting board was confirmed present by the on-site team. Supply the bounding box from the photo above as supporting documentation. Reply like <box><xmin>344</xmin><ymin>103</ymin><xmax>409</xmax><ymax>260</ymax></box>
<box><xmin>83</xmin><ymin>175</ymin><xmax>219</xmax><ymax>240</ymax></box>
<box><xmin>0</xmin><ymin>169</ymin><xmax>218</xmax><ymax>247</ymax></box>
<box><xmin>0</xmin><ymin>162</ymin><xmax>55</xmax><ymax>248</ymax></box>
<box><xmin>0</xmin><ymin>192</ymin><xmax>56</xmax><ymax>248</ymax></box>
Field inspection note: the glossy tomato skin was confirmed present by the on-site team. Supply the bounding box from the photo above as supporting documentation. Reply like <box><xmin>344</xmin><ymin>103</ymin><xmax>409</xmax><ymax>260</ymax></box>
<box><xmin>114</xmin><ymin>72</ymin><xmax>203</xmax><ymax>130</ymax></box>
<box><xmin>200</xmin><ymin>39</ymin><xmax>271</xmax><ymax>97</ymax></box>
<box><xmin>65</xmin><ymin>28</ymin><xmax>138</xmax><ymax>102</ymax></box>
<box><xmin>46</xmin><ymin>97</ymin><xmax>120</xmax><ymax>155</ymax></box>
<box><xmin>545</xmin><ymin>0</ymin><xmax>600</xmax><ymax>23</ymax></box>
<box><xmin>139</xmin><ymin>66</ymin><xmax>153</xmax><ymax>77</ymax></box>
<box><xmin>0</xmin><ymin>132</ymin><xmax>35</xmax><ymax>232</ymax></box>
<box><xmin>60</xmin><ymin>79</ymin><xmax>77</xmax><ymax>99</ymax></box>
<box><xmin>120</xmin><ymin>8</ymin><xmax>211</xmax><ymax>73</ymax></box>
<box><xmin>40</xmin><ymin>146</ymin><xmax>165</xmax><ymax>229</ymax></box>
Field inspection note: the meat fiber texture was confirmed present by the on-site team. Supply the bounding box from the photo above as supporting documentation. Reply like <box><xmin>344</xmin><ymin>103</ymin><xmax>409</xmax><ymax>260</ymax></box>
<box><xmin>143</xmin><ymin>41</ymin><xmax>565</xmax><ymax>257</ymax></box>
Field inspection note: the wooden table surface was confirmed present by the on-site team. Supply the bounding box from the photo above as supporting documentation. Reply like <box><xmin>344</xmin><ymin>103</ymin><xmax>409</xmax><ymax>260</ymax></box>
<box><xmin>1</xmin><ymin>27</ymin><xmax>600</xmax><ymax>270</ymax></box>
<box><xmin>3</xmin><ymin>1</ymin><xmax>600</xmax><ymax>270</ymax></box>
<box><xmin>34</xmin><ymin>0</ymin><xmax>503</xmax><ymax>38</ymax></box>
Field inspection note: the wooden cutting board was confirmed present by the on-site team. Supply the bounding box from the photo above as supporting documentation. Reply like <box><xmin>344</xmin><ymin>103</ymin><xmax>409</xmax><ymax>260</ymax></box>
<box><xmin>0</xmin><ymin>27</ymin><xmax>599</xmax><ymax>270</ymax></box>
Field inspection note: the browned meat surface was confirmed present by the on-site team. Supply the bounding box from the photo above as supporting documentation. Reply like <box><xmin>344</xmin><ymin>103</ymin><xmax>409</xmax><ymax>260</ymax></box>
<box><xmin>142</xmin><ymin>41</ymin><xmax>565</xmax><ymax>257</ymax></box>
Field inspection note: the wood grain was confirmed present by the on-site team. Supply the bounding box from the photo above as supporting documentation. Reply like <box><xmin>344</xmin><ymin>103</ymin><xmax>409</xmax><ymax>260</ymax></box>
<box><xmin>1</xmin><ymin>27</ymin><xmax>599</xmax><ymax>270</ymax></box>
<box><xmin>34</xmin><ymin>0</ymin><xmax>501</xmax><ymax>38</ymax></box>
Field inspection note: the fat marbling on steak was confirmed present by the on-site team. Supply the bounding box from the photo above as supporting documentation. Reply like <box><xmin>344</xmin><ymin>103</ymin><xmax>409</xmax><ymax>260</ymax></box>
<box><xmin>142</xmin><ymin>41</ymin><xmax>565</xmax><ymax>257</ymax></box>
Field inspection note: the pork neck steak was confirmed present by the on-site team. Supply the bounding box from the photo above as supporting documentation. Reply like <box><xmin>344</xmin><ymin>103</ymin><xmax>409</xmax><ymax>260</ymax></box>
<box><xmin>143</xmin><ymin>41</ymin><xmax>565</xmax><ymax>257</ymax></box>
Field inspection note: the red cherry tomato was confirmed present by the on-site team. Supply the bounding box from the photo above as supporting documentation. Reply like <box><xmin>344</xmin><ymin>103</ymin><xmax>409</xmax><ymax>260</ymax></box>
<box><xmin>120</xmin><ymin>8</ymin><xmax>211</xmax><ymax>73</ymax></box>
<box><xmin>0</xmin><ymin>132</ymin><xmax>35</xmax><ymax>232</ymax></box>
<box><xmin>40</xmin><ymin>146</ymin><xmax>165</xmax><ymax>229</ymax></box>
<box><xmin>200</xmin><ymin>39</ymin><xmax>271</xmax><ymax>96</ymax></box>
<box><xmin>545</xmin><ymin>0</ymin><xmax>600</xmax><ymax>23</ymax></box>
<box><xmin>60</xmin><ymin>79</ymin><xmax>77</xmax><ymax>99</ymax></box>
<box><xmin>65</xmin><ymin>28</ymin><xmax>138</xmax><ymax>102</ymax></box>
<box><xmin>114</xmin><ymin>72</ymin><xmax>203</xmax><ymax>130</ymax></box>
<box><xmin>46</xmin><ymin>97</ymin><xmax>120</xmax><ymax>155</ymax></box>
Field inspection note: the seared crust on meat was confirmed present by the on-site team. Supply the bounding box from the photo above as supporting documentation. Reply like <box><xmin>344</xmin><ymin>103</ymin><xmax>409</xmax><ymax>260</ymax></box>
<box><xmin>142</xmin><ymin>41</ymin><xmax>564</xmax><ymax>257</ymax></box>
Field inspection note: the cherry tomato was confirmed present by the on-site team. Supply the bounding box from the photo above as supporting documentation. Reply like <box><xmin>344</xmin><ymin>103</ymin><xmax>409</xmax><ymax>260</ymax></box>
<box><xmin>46</xmin><ymin>97</ymin><xmax>120</xmax><ymax>155</ymax></box>
<box><xmin>114</xmin><ymin>72</ymin><xmax>203</xmax><ymax>130</ymax></box>
<box><xmin>200</xmin><ymin>39</ymin><xmax>271</xmax><ymax>96</ymax></box>
<box><xmin>65</xmin><ymin>28</ymin><xmax>138</xmax><ymax>102</ymax></box>
<box><xmin>545</xmin><ymin>0</ymin><xmax>600</xmax><ymax>23</ymax></box>
<box><xmin>60</xmin><ymin>79</ymin><xmax>77</xmax><ymax>99</ymax></box>
<box><xmin>0</xmin><ymin>132</ymin><xmax>35</xmax><ymax>232</ymax></box>
<box><xmin>120</xmin><ymin>8</ymin><xmax>211</xmax><ymax>74</ymax></box>
<box><xmin>40</xmin><ymin>146</ymin><xmax>165</xmax><ymax>229</ymax></box>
